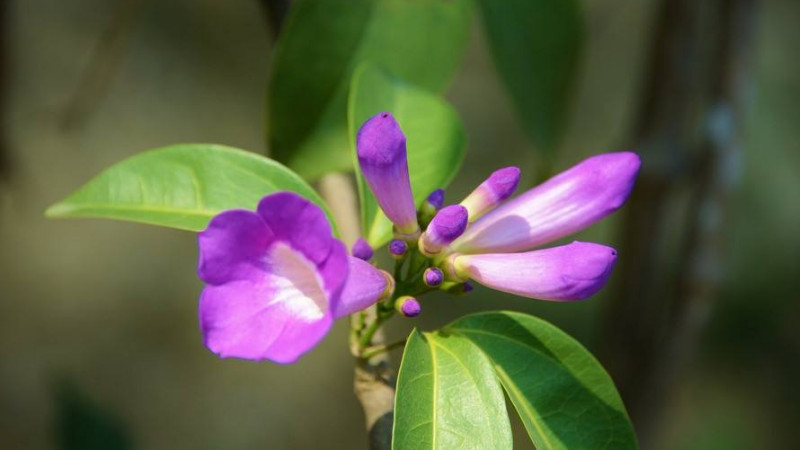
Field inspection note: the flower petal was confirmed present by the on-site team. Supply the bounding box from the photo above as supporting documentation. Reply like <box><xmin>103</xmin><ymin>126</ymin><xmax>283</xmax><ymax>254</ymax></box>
<box><xmin>351</xmin><ymin>238</ymin><xmax>374</xmax><ymax>261</ymax></box>
<box><xmin>257</xmin><ymin>192</ymin><xmax>336</xmax><ymax>265</ymax></box>
<box><xmin>451</xmin><ymin>152</ymin><xmax>640</xmax><ymax>253</ymax></box>
<box><xmin>197</xmin><ymin>210</ymin><xmax>274</xmax><ymax>285</ymax></box>
<box><xmin>200</xmin><ymin>242</ymin><xmax>336</xmax><ymax>363</ymax></box>
<box><xmin>453</xmin><ymin>242</ymin><xmax>618</xmax><ymax>301</ymax></box>
<box><xmin>333</xmin><ymin>256</ymin><xmax>389</xmax><ymax>318</ymax></box>
<box><xmin>316</xmin><ymin>239</ymin><xmax>349</xmax><ymax>312</ymax></box>
<box><xmin>257</xmin><ymin>192</ymin><xmax>349</xmax><ymax>304</ymax></box>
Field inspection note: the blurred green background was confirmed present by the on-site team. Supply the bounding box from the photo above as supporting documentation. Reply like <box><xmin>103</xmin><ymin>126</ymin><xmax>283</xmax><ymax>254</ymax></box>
<box><xmin>1</xmin><ymin>0</ymin><xmax>798</xmax><ymax>448</ymax></box>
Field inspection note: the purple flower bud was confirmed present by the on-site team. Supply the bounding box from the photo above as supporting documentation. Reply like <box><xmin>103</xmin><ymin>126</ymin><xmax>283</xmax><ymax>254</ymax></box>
<box><xmin>452</xmin><ymin>153</ymin><xmax>640</xmax><ymax>254</ymax></box>
<box><xmin>418</xmin><ymin>189</ymin><xmax>445</xmax><ymax>229</ymax></box>
<box><xmin>351</xmin><ymin>238</ymin><xmax>374</xmax><ymax>261</ymax></box>
<box><xmin>460</xmin><ymin>166</ymin><xmax>521</xmax><ymax>223</ymax></box>
<box><xmin>453</xmin><ymin>241</ymin><xmax>617</xmax><ymax>301</ymax></box>
<box><xmin>444</xmin><ymin>281</ymin><xmax>473</xmax><ymax>296</ymax></box>
<box><xmin>389</xmin><ymin>239</ymin><xmax>408</xmax><ymax>258</ymax></box>
<box><xmin>396</xmin><ymin>296</ymin><xmax>421</xmax><ymax>318</ymax></box>
<box><xmin>357</xmin><ymin>113</ymin><xmax>420</xmax><ymax>235</ymax></box>
<box><xmin>426</xmin><ymin>189</ymin><xmax>445</xmax><ymax>210</ymax></box>
<box><xmin>423</xmin><ymin>267</ymin><xmax>444</xmax><ymax>287</ymax></box>
<box><xmin>419</xmin><ymin>205</ymin><xmax>468</xmax><ymax>256</ymax></box>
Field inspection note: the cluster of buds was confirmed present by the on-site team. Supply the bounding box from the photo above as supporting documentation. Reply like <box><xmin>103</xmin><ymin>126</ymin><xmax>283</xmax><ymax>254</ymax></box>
<box><xmin>356</xmin><ymin>112</ymin><xmax>641</xmax><ymax>316</ymax></box>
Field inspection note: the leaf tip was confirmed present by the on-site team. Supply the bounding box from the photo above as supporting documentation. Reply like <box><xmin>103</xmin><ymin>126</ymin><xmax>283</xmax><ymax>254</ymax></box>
<box><xmin>44</xmin><ymin>201</ymin><xmax>71</xmax><ymax>218</ymax></box>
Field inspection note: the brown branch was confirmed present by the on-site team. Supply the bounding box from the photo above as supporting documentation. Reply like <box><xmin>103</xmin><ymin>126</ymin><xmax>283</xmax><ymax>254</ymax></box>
<box><xmin>317</xmin><ymin>173</ymin><xmax>395</xmax><ymax>450</ymax></box>
<box><xmin>255</xmin><ymin>0</ymin><xmax>293</xmax><ymax>39</ymax></box>
<box><xmin>60</xmin><ymin>0</ymin><xmax>140</xmax><ymax>131</ymax></box>
<box><xmin>601</xmin><ymin>0</ymin><xmax>758</xmax><ymax>445</ymax></box>
<box><xmin>0</xmin><ymin>0</ymin><xmax>11</xmax><ymax>181</ymax></box>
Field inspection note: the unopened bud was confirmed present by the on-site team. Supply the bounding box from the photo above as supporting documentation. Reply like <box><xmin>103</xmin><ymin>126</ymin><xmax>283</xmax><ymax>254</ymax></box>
<box><xmin>357</xmin><ymin>113</ymin><xmax>420</xmax><ymax>235</ymax></box>
<box><xmin>418</xmin><ymin>189</ymin><xmax>445</xmax><ymax>227</ymax></box>
<box><xmin>419</xmin><ymin>205</ymin><xmax>468</xmax><ymax>256</ymax></box>
<box><xmin>460</xmin><ymin>167</ymin><xmax>521</xmax><ymax>222</ymax></box>
<box><xmin>426</xmin><ymin>189</ymin><xmax>444</xmax><ymax>210</ymax></box>
<box><xmin>351</xmin><ymin>238</ymin><xmax>374</xmax><ymax>261</ymax></box>
<box><xmin>389</xmin><ymin>239</ymin><xmax>408</xmax><ymax>258</ymax></box>
<box><xmin>395</xmin><ymin>296</ymin><xmax>421</xmax><ymax>317</ymax></box>
<box><xmin>423</xmin><ymin>267</ymin><xmax>444</xmax><ymax>287</ymax></box>
<box><xmin>445</xmin><ymin>282</ymin><xmax>474</xmax><ymax>296</ymax></box>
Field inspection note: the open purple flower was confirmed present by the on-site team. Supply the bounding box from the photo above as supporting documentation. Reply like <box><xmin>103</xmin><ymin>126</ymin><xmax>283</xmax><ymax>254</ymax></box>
<box><xmin>197</xmin><ymin>192</ymin><xmax>390</xmax><ymax>363</ymax></box>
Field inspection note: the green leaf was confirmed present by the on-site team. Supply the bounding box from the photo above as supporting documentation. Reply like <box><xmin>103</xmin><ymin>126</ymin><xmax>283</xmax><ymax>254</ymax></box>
<box><xmin>46</xmin><ymin>144</ymin><xmax>333</xmax><ymax>232</ymax></box>
<box><xmin>449</xmin><ymin>311</ymin><xmax>638</xmax><ymax>450</ymax></box>
<box><xmin>477</xmin><ymin>0</ymin><xmax>583</xmax><ymax>153</ymax></box>
<box><xmin>267</xmin><ymin>0</ymin><xmax>472</xmax><ymax>180</ymax></box>
<box><xmin>393</xmin><ymin>329</ymin><xmax>513</xmax><ymax>450</ymax></box>
<box><xmin>349</xmin><ymin>64</ymin><xmax>465</xmax><ymax>247</ymax></box>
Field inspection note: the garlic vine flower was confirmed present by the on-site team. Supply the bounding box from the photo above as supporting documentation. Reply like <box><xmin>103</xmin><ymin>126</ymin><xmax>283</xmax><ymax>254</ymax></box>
<box><xmin>197</xmin><ymin>192</ymin><xmax>391</xmax><ymax>363</ymax></box>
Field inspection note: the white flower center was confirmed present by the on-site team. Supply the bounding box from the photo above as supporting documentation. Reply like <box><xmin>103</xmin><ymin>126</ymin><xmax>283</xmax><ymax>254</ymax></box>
<box><xmin>266</xmin><ymin>242</ymin><xmax>328</xmax><ymax>321</ymax></box>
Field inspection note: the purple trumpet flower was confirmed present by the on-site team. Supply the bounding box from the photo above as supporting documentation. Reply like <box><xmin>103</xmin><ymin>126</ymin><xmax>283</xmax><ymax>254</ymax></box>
<box><xmin>451</xmin><ymin>152</ymin><xmax>641</xmax><ymax>254</ymax></box>
<box><xmin>197</xmin><ymin>192</ymin><xmax>390</xmax><ymax>364</ymax></box>
<box><xmin>460</xmin><ymin>166</ymin><xmax>521</xmax><ymax>222</ymax></box>
<box><xmin>357</xmin><ymin>112</ymin><xmax>420</xmax><ymax>237</ymax></box>
<box><xmin>419</xmin><ymin>205</ymin><xmax>468</xmax><ymax>256</ymax></box>
<box><xmin>450</xmin><ymin>242</ymin><xmax>617</xmax><ymax>301</ymax></box>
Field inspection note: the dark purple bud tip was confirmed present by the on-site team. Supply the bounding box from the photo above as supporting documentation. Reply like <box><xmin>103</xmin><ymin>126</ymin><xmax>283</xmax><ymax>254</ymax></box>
<box><xmin>351</xmin><ymin>238</ymin><xmax>374</xmax><ymax>261</ymax></box>
<box><xmin>396</xmin><ymin>296</ymin><xmax>421</xmax><ymax>318</ymax></box>
<box><xmin>426</xmin><ymin>189</ymin><xmax>445</xmax><ymax>210</ymax></box>
<box><xmin>463</xmin><ymin>282</ymin><xmax>474</xmax><ymax>293</ymax></box>
<box><xmin>424</xmin><ymin>267</ymin><xmax>444</xmax><ymax>287</ymax></box>
<box><xmin>487</xmin><ymin>167</ymin><xmax>521</xmax><ymax>201</ymax></box>
<box><xmin>356</xmin><ymin>112</ymin><xmax>406</xmax><ymax>166</ymax></box>
<box><xmin>430</xmin><ymin>205</ymin><xmax>469</xmax><ymax>242</ymax></box>
<box><xmin>389</xmin><ymin>239</ymin><xmax>408</xmax><ymax>257</ymax></box>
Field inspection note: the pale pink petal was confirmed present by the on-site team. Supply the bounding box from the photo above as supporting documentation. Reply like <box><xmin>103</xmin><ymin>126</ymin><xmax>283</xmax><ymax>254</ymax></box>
<box><xmin>333</xmin><ymin>257</ymin><xmax>389</xmax><ymax>318</ymax></box>
<box><xmin>200</xmin><ymin>242</ymin><xmax>335</xmax><ymax>363</ymax></box>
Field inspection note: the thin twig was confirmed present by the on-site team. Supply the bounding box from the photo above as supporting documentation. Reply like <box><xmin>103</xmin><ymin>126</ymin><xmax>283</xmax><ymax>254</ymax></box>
<box><xmin>361</xmin><ymin>340</ymin><xmax>407</xmax><ymax>361</ymax></box>
<box><xmin>317</xmin><ymin>173</ymin><xmax>395</xmax><ymax>450</ymax></box>
<box><xmin>60</xmin><ymin>0</ymin><xmax>141</xmax><ymax>131</ymax></box>
<box><xmin>0</xmin><ymin>0</ymin><xmax>11</xmax><ymax>182</ymax></box>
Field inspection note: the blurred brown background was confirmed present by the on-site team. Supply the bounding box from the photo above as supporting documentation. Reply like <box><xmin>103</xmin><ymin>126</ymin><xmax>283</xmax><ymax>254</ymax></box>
<box><xmin>1</xmin><ymin>0</ymin><xmax>798</xmax><ymax>448</ymax></box>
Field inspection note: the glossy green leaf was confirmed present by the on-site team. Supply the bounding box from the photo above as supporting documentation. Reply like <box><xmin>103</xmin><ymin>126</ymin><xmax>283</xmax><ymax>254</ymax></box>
<box><xmin>349</xmin><ymin>64</ymin><xmax>465</xmax><ymax>247</ymax></box>
<box><xmin>267</xmin><ymin>0</ymin><xmax>472</xmax><ymax>180</ymax></box>
<box><xmin>477</xmin><ymin>0</ymin><xmax>583</xmax><ymax>153</ymax></box>
<box><xmin>46</xmin><ymin>144</ymin><xmax>333</xmax><ymax>232</ymax></box>
<box><xmin>448</xmin><ymin>312</ymin><xmax>638</xmax><ymax>450</ymax></box>
<box><xmin>393</xmin><ymin>329</ymin><xmax>513</xmax><ymax>450</ymax></box>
